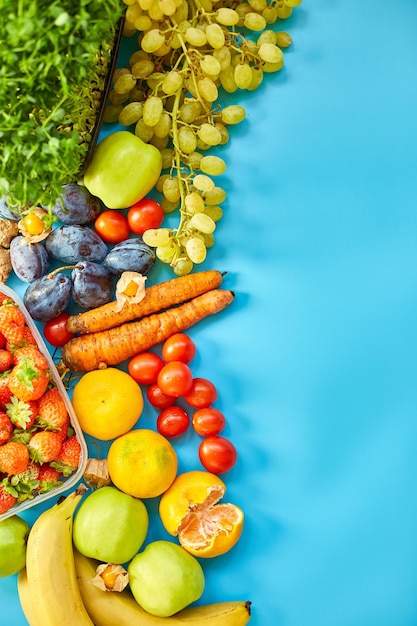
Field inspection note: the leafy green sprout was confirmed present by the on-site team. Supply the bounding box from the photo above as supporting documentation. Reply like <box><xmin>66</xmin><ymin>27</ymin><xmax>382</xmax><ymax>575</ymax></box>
<box><xmin>0</xmin><ymin>0</ymin><xmax>125</xmax><ymax>214</ymax></box>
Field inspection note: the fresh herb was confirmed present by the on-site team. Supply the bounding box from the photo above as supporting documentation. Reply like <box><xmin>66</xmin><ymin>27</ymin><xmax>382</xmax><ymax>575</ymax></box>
<box><xmin>0</xmin><ymin>0</ymin><xmax>124</xmax><ymax>213</ymax></box>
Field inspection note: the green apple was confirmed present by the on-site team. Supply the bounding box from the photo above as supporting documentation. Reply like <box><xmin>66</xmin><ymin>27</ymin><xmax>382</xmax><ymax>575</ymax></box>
<box><xmin>128</xmin><ymin>540</ymin><xmax>205</xmax><ymax>617</ymax></box>
<box><xmin>0</xmin><ymin>515</ymin><xmax>30</xmax><ymax>578</ymax></box>
<box><xmin>83</xmin><ymin>131</ymin><xmax>162</xmax><ymax>209</ymax></box>
<box><xmin>73</xmin><ymin>486</ymin><xmax>148</xmax><ymax>564</ymax></box>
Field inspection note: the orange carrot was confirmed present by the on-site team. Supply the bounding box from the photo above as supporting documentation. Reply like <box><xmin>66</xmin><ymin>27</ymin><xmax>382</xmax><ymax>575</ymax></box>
<box><xmin>66</xmin><ymin>270</ymin><xmax>224</xmax><ymax>334</ymax></box>
<box><xmin>61</xmin><ymin>289</ymin><xmax>234</xmax><ymax>372</ymax></box>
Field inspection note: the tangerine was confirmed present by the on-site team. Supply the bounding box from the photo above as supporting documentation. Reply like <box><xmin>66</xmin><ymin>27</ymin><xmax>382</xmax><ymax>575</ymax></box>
<box><xmin>71</xmin><ymin>368</ymin><xmax>143</xmax><ymax>440</ymax></box>
<box><xmin>159</xmin><ymin>470</ymin><xmax>244</xmax><ymax>558</ymax></box>
<box><xmin>107</xmin><ymin>429</ymin><xmax>178</xmax><ymax>499</ymax></box>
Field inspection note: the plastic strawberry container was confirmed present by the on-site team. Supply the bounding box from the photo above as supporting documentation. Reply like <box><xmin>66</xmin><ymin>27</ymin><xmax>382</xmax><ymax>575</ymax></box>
<box><xmin>0</xmin><ymin>283</ymin><xmax>88</xmax><ymax>521</ymax></box>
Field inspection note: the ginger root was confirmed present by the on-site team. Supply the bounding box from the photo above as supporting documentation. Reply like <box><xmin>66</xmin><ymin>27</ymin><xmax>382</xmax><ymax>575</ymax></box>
<box><xmin>0</xmin><ymin>217</ymin><xmax>18</xmax><ymax>283</ymax></box>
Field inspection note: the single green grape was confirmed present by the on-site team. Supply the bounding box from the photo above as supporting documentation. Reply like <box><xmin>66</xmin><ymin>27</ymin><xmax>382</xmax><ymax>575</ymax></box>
<box><xmin>185</xmin><ymin>237</ymin><xmax>207</xmax><ymax>264</ymax></box>
<box><xmin>205</xmin><ymin>23</ymin><xmax>226</xmax><ymax>49</ymax></box>
<box><xmin>188</xmin><ymin>212</ymin><xmax>216</xmax><ymax>234</ymax></box>
<box><xmin>200</xmin><ymin>155</ymin><xmax>226</xmax><ymax>176</ymax></box>
<box><xmin>142</xmin><ymin>228</ymin><xmax>172</xmax><ymax>247</ymax></box>
<box><xmin>141</xmin><ymin>29</ymin><xmax>166</xmax><ymax>53</ymax></box>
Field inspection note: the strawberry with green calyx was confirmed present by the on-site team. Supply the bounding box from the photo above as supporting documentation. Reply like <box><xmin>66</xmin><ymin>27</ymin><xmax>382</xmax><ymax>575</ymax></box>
<box><xmin>0</xmin><ymin>411</ymin><xmax>12</xmax><ymax>445</ymax></box>
<box><xmin>0</xmin><ymin>482</ymin><xmax>17</xmax><ymax>514</ymax></box>
<box><xmin>51</xmin><ymin>435</ymin><xmax>81</xmax><ymax>476</ymax></box>
<box><xmin>9</xmin><ymin>462</ymin><xmax>41</xmax><ymax>502</ymax></box>
<box><xmin>0</xmin><ymin>301</ymin><xmax>25</xmax><ymax>346</ymax></box>
<box><xmin>6</xmin><ymin>396</ymin><xmax>38</xmax><ymax>430</ymax></box>
<box><xmin>0</xmin><ymin>349</ymin><xmax>12</xmax><ymax>373</ymax></box>
<box><xmin>27</xmin><ymin>431</ymin><xmax>63</xmax><ymax>464</ymax></box>
<box><xmin>36</xmin><ymin>387</ymin><xmax>68</xmax><ymax>432</ymax></box>
<box><xmin>37</xmin><ymin>464</ymin><xmax>63</xmax><ymax>493</ymax></box>
<box><xmin>10</xmin><ymin>427</ymin><xmax>36</xmax><ymax>446</ymax></box>
<box><xmin>8</xmin><ymin>358</ymin><xmax>50</xmax><ymax>402</ymax></box>
<box><xmin>12</xmin><ymin>345</ymin><xmax>49</xmax><ymax>371</ymax></box>
<box><xmin>0</xmin><ymin>440</ymin><xmax>29</xmax><ymax>475</ymax></box>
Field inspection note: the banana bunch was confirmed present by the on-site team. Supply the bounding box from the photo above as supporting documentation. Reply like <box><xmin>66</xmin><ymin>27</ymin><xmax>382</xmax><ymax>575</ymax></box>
<box><xmin>18</xmin><ymin>487</ymin><xmax>252</xmax><ymax>626</ymax></box>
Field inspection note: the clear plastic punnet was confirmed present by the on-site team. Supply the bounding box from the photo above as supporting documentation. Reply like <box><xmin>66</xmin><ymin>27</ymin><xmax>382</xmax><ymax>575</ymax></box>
<box><xmin>0</xmin><ymin>283</ymin><xmax>88</xmax><ymax>521</ymax></box>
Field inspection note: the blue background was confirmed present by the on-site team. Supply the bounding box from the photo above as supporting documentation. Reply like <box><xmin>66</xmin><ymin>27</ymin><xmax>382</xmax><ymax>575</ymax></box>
<box><xmin>3</xmin><ymin>1</ymin><xmax>417</xmax><ymax>624</ymax></box>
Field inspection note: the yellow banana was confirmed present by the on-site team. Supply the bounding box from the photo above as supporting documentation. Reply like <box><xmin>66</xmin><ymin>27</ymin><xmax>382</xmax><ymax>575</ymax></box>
<box><xmin>24</xmin><ymin>486</ymin><xmax>94</xmax><ymax>626</ymax></box>
<box><xmin>74</xmin><ymin>548</ymin><xmax>252</xmax><ymax>626</ymax></box>
<box><xmin>17</xmin><ymin>568</ymin><xmax>42</xmax><ymax>626</ymax></box>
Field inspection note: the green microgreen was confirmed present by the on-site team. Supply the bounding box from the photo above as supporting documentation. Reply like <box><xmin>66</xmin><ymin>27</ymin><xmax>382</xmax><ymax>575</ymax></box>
<box><xmin>0</xmin><ymin>0</ymin><xmax>124</xmax><ymax>213</ymax></box>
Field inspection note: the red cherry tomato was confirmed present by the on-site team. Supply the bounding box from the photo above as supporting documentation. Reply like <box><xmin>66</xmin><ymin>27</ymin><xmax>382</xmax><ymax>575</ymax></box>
<box><xmin>128</xmin><ymin>352</ymin><xmax>164</xmax><ymax>385</ymax></box>
<box><xmin>43</xmin><ymin>313</ymin><xmax>75</xmax><ymax>347</ymax></box>
<box><xmin>94</xmin><ymin>210</ymin><xmax>130</xmax><ymax>243</ymax></box>
<box><xmin>161</xmin><ymin>333</ymin><xmax>196</xmax><ymax>364</ymax></box>
<box><xmin>184</xmin><ymin>377</ymin><xmax>218</xmax><ymax>408</ymax></box>
<box><xmin>146</xmin><ymin>383</ymin><xmax>176</xmax><ymax>409</ymax></box>
<box><xmin>192</xmin><ymin>407</ymin><xmax>226</xmax><ymax>437</ymax></box>
<box><xmin>198</xmin><ymin>436</ymin><xmax>237</xmax><ymax>474</ymax></box>
<box><xmin>127</xmin><ymin>198</ymin><xmax>164</xmax><ymax>235</ymax></box>
<box><xmin>156</xmin><ymin>405</ymin><xmax>190</xmax><ymax>438</ymax></box>
<box><xmin>157</xmin><ymin>361</ymin><xmax>193</xmax><ymax>398</ymax></box>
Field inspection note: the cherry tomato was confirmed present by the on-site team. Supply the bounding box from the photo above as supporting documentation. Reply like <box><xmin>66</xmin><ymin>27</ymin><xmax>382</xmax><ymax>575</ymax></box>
<box><xmin>198</xmin><ymin>436</ymin><xmax>237</xmax><ymax>474</ymax></box>
<box><xmin>43</xmin><ymin>313</ymin><xmax>75</xmax><ymax>347</ymax></box>
<box><xmin>127</xmin><ymin>198</ymin><xmax>164</xmax><ymax>235</ymax></box>
<box><xmin>128</xmin><ymin>352</ymin><xmax>164</xmax><ymax>385</ymax></box>
<box><xmin>161</xmin><ymin>333</ymin><xmax>196</xmax><ymax>364</ymax></box>
<box><xmin>94</xmin><ymin>210</ymin><xmax>130</xmax><ymax>243</ymax></box>
<box><xmin>146</xmin><ymin>383</ymin><xmax>176</xmax><ymax>409</ymax></box>
<box><xmin>157</xmin><ymin>361</ymin><xmax>193</xmax><ymax>398</ymax></box>
<box><xmin>157</xmin><ymin>405</ymin><xmax>190</xmax><ymax>438</ymax></box>
<box><xmin>184</xmin><ymin>377</ymin><xmax>218</xmax><ymax>408</ymax></box>
<box><xmin>192</xmin><ymin>407</ymin><xmax>226</xmax><ymax>437</ymax></box>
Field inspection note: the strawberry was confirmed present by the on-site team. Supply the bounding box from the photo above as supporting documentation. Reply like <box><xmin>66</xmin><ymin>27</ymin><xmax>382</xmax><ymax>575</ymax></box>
<box><xmin>10</xmin><ymin>461</ymin><xmax>41</xmax><ymax>502</ymax></box>
<box><xmin>12</xmin><ymin>460</ymin><xmax>40</xmax><ymax>484</ymax></box>
<box><xmin>37</xmin><ymin>387</ymin><xmax>68</xmax><ymax>432</ymax></box>
<box><xmin>19</xmin><ymin>326</ymin><xmax>38</xmax><ymax>348</ymax></box>
<box><xmin>0</xmin><ymin>484</ymin><xmax>17</xmax><ymax>514</ymax></box>
<box><xmin>13</xmin><ymin>345</ymin><xmax>49</xmax><ymax>371</ymax></box>
<box><xmin>51</xmin><ymin>435</ymin><xmax>81</xmax><ymax>476</ymax></box>
<box><xmin>0</xmin><ymin>411</ymin><xmax>12</xmax><ymax>445</ymax></box>
<box><xmin>0</xmin><ymin>331</ymin><xmax>6</xmax><ymax>349</ymax></box>
<box><xmin>37</xmin><ymin>464</ymin><xmax>62</xmax><ymax>493</ymax></box>
<box><xmin>57</xmin><ymin>415</ymin><xmax>70</xmax><ymax>442</ymax></box>
<box><xmin>0</xmin><ymin>440</ymin><xmax>29</xmax><ymax>475</ymax></box>
<box><xmin>0</xmin><ymin>372</ymin><xmax>13</xmax><ymax>410</ymax></box>
<box><xmin>0</xmin><ymin>301</ymin><xmax>25</xmax><ymax>346</ymax></box>
<box><xmin>8</xmin><ymin>360</ymin><xmax>50</xmax><ymax>402</ymax></box>
<box><xmin>27</xmin><ymin>431</ymin><xmax>63</xmax><ymax>464</ymax></box>
<box><xmin>0</xmin><ymin>294</ymin><xmax>13</xmax><ymax>306</ymax></box>
<box><xmin>0</xmin><ymin>349</ymin><xmax>11</xmax><ymax>373</ymax></box>
<box><xmin>6</xmin><ymin>396</ymin><xmax>38</xmax><ymax>430</ymax></box>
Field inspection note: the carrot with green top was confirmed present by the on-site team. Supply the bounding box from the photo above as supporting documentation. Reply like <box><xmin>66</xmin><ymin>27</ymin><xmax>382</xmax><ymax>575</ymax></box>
<box><xmin>66</xmin><ymin>270</ymin><xmax>224</xmax><ymax>334</ymax></box>
<box><xmin>61</xmin><ymin>289</ymin><xmax>234</xmax><ymax>372</ymax></box>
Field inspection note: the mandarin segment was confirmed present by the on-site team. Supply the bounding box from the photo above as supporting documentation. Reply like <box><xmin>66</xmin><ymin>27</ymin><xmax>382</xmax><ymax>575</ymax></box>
<box><xmin>159</xmin><ymin>470</ymin><xmax>244</xmax><ymax>558</ymax></box>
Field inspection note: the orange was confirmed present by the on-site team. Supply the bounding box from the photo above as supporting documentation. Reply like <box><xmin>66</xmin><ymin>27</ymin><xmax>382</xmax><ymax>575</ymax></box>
<box><xmin>159</xmin><ymin>470</ymin><xmax>244</xmax><ymax>558</ymax></box>
<box><xmin>71</xmin><ymin>368</ymin><xmax>143</xmax><ymax>440</ymax></box>
<box><xmin>107</xmin><ymin>429</ymin><xmax>178</xmax><ymax>499</ymax></box>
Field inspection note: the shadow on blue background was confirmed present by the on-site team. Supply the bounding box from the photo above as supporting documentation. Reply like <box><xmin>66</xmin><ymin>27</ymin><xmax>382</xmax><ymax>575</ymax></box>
<box><xmin>3</xmin><ymin>1</ymin><xmax>417</xmax><ymax>625</ymax></box>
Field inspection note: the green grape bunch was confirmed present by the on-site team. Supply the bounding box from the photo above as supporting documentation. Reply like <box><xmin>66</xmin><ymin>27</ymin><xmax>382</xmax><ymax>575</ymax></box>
<box><xmin>106</xmin><ymin>0</ymin><xmax>303</xmax><ymax>275</ymax></box>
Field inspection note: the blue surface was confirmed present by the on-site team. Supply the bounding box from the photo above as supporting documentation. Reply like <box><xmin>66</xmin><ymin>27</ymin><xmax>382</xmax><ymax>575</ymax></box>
<box><xmin>3</xmin><ymin>1</ymin><xmax>417</xmax><ymax>624</ymax></box>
